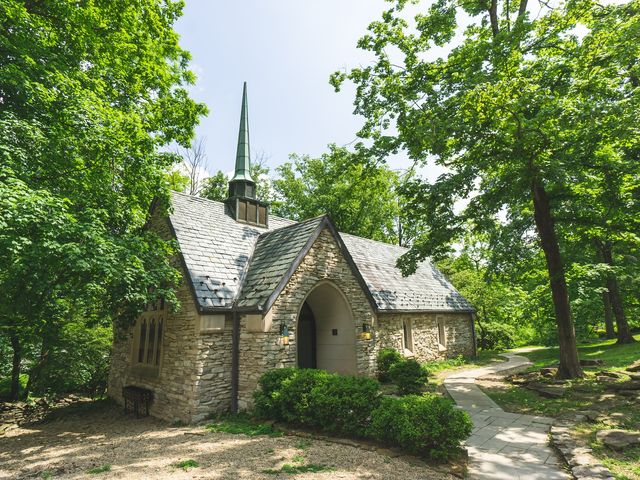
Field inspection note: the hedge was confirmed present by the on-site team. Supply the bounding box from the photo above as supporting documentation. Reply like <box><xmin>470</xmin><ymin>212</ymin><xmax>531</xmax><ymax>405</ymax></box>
<box><xmin>253</xmin><ymin>368</ymin><xmax>471</xmax><ymax>460</ymax></box>
<box><xmin>369</xmin><ymin>395</ymin><xmax>472</xmax><ymax>460</ymax></box>
<box><xmin>388</xmin><ymin>358</ymin><xmax>429</xmax><ymax>395</ymax></box>
<box><xmin>254</xmin><ymin>368</ymin><xmax>380</xmax><ymax>437</ymax></box>
<box><xmin>377</xmin><ymin>348</ymin><xmax>403</xmax><ymax>382</ymax></box>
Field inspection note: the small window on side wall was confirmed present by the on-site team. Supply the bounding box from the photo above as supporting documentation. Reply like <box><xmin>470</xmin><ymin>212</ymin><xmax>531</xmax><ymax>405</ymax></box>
<box><xmin>402</xmin><ymin>319</ymin><xmax>414</xmax><ymax>354</ymax></box>
<box><xmin>437</xmin><ymin>316</ymin><xmax>447</xmax><ymax>351</ymax></box>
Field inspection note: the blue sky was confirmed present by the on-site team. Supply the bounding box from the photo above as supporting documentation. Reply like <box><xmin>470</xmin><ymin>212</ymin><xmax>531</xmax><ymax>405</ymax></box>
<box><xmin>175</xmin><ymin>0</ymin><xmax>414</xmax><ymax>177</ymax></box>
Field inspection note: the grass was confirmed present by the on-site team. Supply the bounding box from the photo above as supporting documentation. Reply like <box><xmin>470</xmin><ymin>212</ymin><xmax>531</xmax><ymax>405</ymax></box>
<box><xmin>295</xmin><ymin>440</ymin><xmax>311</xmax><ymax>450</ymax></box>
<box><xmin>86</xmin><ymin>465</ymin><xmax>111</xmax><ymax>475</ymax></box>
<box><xmin>263</xmin><ymin>463</ymin><xmax>334</xmax><ymax>475</ymax></box>
<box><xmin>425</xmin><ymin>350</ymin><xmax>505</xmax><ymax>385</ymax></box>
<box><xmin>173</xmin><ymin>459</ymin><xmax>199</xmax><ymax>471</ymax></box>
<box><xmin>482</xmin><ymin>379</ymin><xmax>604</xmax><ymax>416</ymax></box>
<box><xmin>514</xmin><ymin>335</ymin><xmax>640</xmax><ymax>371</ymax></box>
<box><xmin>574</xmin><ymin>410</ymin><xmax>640</xmax><ymax>480</ymax></box>
<box><xmin>206</xmin><ymin>413</ymin><xmax>283</xmax><ymax>437</ymax></box>
<box><xmin>488</xmin><ymin>335</ymin><xmax>640</xmax><ymax>480</ymax></box>
<box><xmin>485</xmin><ymin>335</ymin><xmax>640</xmax><ymax>417</ymax></box>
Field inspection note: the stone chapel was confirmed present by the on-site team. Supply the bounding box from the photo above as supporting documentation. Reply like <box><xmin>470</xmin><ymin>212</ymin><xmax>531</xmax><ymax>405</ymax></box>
<box><xmin>108</xmin><ymin>83</ymin><xmax>476</xmax><ymax>422</ymax></box>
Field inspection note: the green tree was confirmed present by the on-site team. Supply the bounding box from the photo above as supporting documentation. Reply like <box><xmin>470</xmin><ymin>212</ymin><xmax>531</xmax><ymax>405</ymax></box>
<box><xmin>200</xmin><ymin>171</ymin><xmax>229</xmax><ymax>201</ymax></box>
<box><xmin>272</xmin><ymin>145</ymin><xmax>403</xmax><ymax>244</ymax></box>
<box><xmin>332</xmin><ymin>0</ymin><xmax>640</xmax><ymax>377</ymax></box>
<box><xmin>0</xmin><ymin>0</ymin><xmax>205</xmax><ymax>398</ymax></box>
<box><xmin>166</xmin><ymin>169</ymin><xmax>190</xmax><ymax>193</ymax></box>
<box><xmin>200</xmin><ymin>153</ymin><xmax>272</xmax><ymax>202</ymax></box>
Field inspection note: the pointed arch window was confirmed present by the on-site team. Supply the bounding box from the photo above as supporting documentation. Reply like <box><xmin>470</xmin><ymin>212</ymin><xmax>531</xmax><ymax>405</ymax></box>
<box><xmin>138</xmin><ymin>320</ymin><xmax>147</xmax><ymax>363</ymax></box>
<box><xmin>133</xmin><ymin>298</ymin><xmax>166</xmax><ymax>373</ymax></box>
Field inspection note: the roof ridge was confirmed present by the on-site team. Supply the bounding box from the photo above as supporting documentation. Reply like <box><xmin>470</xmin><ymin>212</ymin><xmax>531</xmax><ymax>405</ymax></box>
<box><xmin>256</xmin><ymin>214</ymin><xmax>325</xmax><ymax>238</ymax></box>
<box><xmin>338</xmin><ymin>231</ymin><xmax>409</xmax><ymax>252</ymax></box>
<box><xmin>171</xmin><ymin>191</ymin><xmax>295</xmax><ymax>225</ymax></box>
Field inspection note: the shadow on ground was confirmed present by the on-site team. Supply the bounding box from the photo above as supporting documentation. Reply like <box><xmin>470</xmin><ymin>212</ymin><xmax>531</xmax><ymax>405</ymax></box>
<box><xmin>0</xmin><ymin>400</ymin><xmax>454</xmax><ymax>480</ymax></box>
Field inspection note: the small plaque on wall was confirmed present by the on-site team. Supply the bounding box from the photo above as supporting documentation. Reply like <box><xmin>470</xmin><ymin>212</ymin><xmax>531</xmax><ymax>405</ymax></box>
<box><xmin>332</xmin><ymin>329</ymin><xmax>338</xmax><ymax>336</ymax></box>
<box><xmin>200</xmin><ymin>314</ymin><xmax>225</xmax><ymax>333</ymax></box>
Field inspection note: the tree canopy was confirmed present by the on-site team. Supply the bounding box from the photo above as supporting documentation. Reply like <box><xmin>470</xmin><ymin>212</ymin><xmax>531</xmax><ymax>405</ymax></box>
<box><xmin>332</xmin><ymin>0</ymin><xmax>640</xmax><ymax>377</ymax></box>
<box><xmin>272</xmin><ymin>145</ymin><xmax>406</xmax><ymax>244</ymax></box>
<box><xmin>0</xmin><ymin>0</ymin><xmax>205</xmax><ymax>399</ymax></box>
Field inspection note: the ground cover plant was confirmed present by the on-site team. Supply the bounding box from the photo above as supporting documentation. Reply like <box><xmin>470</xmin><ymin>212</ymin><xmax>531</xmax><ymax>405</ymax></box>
<box><xmin>86</xmin><ymin>465</ymin><xmax>111</xmax><ymax>475</ymax></box>
<box><xmin>173</xmin><ymin>459</ymin><xmax>199</xmax><ymax>471</ymax></box>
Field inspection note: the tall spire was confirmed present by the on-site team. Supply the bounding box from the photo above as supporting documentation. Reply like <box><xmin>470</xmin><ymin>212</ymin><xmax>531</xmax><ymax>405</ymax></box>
<box><xmin>232</xmin><ymin>82</ymin><xmax>253</xmax><ymax>182</ymax></box>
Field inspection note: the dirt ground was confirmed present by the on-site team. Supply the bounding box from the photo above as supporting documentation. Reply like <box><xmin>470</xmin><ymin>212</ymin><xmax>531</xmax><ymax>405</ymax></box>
<box><xmin>0</xmin><ymin>401</ymin><xmax>456</xmax><ymax>480</ymax></box>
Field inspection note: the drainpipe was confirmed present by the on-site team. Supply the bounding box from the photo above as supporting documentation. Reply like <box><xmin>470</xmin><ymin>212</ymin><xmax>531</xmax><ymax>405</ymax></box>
<box><xmin>470</xmin><ymin>312</ymin><xmax>478</xmax><ymax>357</ymax></box>
<box><xmin>231</xmin><ymin>311</ymin><xmax>240</xmax><ymax>413</ymax></box>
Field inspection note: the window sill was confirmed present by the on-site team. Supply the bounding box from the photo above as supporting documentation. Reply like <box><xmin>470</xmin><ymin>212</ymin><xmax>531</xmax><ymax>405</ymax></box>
<box><xmin>438</xmin><ymin>344</ymin><xmax>447</xmax><ymax>352</ymax></box>
<box><xmin>403</xmin><ymin>348</ymin><xmax>414</xmax><ymax>357</ymax></box>
<box><xmin>200</xmin><ymin>328</ymin><xmax>224</xmax><ymax>334</ymax></box>
<box><xmin>130</xmin><ymin>364</ymin><xmax>160</xmax><ymax>379</ymax></box>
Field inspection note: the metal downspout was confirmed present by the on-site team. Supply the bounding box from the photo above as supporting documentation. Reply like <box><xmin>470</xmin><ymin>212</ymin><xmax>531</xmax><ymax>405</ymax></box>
<box><xmin>231</xmin><ymin>311</ymin><xmax>240</xmax><ymax>413</ymax></box>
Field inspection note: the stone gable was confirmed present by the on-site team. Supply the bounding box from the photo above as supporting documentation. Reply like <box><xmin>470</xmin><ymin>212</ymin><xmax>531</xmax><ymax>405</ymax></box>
<box><xmin>237</xmin><ymin>227</ymin><xmax>377</xmax><ymax>409</ymax></box>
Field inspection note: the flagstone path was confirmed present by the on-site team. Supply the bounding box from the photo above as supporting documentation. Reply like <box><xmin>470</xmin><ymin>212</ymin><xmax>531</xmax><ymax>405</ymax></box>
<box><xmin>443</xmin><ymin>353</ymin><xmax>570</xmax><ymax>480</ymax></box>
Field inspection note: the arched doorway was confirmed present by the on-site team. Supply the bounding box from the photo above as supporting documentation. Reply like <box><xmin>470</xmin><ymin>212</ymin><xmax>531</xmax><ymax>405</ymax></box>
<box><xmin>296</xmin><ymin>282</ymin><xmax>357</xmax><ymax>374</ymax></box>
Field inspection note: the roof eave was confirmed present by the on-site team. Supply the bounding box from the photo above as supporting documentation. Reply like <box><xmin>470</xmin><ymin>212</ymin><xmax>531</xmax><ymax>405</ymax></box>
<box><xmin>377</xmin><ymin>307</ymin><xmax>476</xmax><ymax>314</ymax></box>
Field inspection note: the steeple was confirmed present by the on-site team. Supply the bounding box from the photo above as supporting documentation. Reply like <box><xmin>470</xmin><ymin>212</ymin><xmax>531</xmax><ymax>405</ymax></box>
<box><xmin>226</xmin><ymin>82</ymin><xmax>269</xmax><ymax>227</ymax></box>
<box><xmin>232</xmin><ymin>82</ymin><xmax>253</xmax><ymax>183</ymax></box>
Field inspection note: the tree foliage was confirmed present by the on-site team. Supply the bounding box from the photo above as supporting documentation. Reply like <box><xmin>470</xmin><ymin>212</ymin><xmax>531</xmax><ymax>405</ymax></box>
<box><xmin>0</xmin><ymin>0</ymin><xmax>205</xmax><ymax>398</ymax></box>
<box><xmin>272</xmin><ymin>145</ymin><xmax>405</xmax><ymax>244</ymax></box>
<box><xmin>332</xmin><ymin>0</ymin><xmax>640</xmax><ymax>377</ymax></box>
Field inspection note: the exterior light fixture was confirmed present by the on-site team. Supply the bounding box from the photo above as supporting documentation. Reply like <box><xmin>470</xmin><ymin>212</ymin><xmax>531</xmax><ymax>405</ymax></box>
<box><xmin>361</xmin><ymin>323</ymin><xmax>372</xmax><ymax>341</ymax></box>
<box><xmin>280</xmin><ymin>323</ymin><xmax>289</xmax><ymax>345</ymax></box>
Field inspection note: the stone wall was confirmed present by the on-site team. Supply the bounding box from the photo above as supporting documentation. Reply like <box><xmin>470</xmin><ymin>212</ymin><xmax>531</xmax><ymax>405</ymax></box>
<box><xmin>376</xmin><ymin>312</ymin><xmax>475</xmax><ymax>362</ymax></box>
<box><xmin>107</xmin><ymin>263</ymin><xmax>202</xmax><ymax>423</ymax></box>
<box><xmin>237</xmin><ymin>227</ymin><xmax>377</xmax><ymax>409</ymax></box>
<box><xmin>107</xmin><ymin>214</ymin><xmax>234</xmax><ymax>423</ymax></box>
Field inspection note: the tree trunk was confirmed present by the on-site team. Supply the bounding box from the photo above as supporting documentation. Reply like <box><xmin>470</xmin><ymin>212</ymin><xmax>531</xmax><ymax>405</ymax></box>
<box><xmin>488</xmin><ymin>0</ymin><xmax>500</xmax><ymax>37</ymax></box>
<box><xmin>10</xmin><ymin>333</ymin><xmax>22</xmax><ymax>401</ymax></box>
<box><xmin>600</xmin><ymin>244</ymin><xmax>635</xmax><ymax>344</ymax></box>
<box><xmin>531</xmin><ymin>180</ymin><xmax>583</xmax><ymax>378</ymax></box>
<box><xmin>601</xmin><ymin>290</ymin><xmax>616</xmax><ymax>339</ymax></box>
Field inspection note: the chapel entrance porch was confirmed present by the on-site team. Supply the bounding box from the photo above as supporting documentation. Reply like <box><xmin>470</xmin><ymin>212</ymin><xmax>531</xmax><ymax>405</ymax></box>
<box><xmin>296</xmin><ymin>282</ymin><xmax>357</xmax><ymax>375</ymax></box>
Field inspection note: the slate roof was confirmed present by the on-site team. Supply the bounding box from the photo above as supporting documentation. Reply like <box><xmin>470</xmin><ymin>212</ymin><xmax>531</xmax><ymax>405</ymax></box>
<box><xmin>168</xmin><ymin>192</ymin><xmax>473</xmax><ymax>313</ymax></box>
<box><xmin>340</xmin><ymin>233</ymin><xmax>473</xmax><ymax>312</ymax></box>
<box><xmin>235</xmin><ymin>217</ymin><xmax>325</xmax><ymax>308</ymax></box>
<box><xmin>169</xmin><ymin>192</ymin><xmax>293</xmax><ymax>309</ymax></box>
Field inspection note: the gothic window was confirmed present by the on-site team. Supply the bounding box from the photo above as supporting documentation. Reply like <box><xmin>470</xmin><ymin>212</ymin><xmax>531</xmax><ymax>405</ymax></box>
<box><xmin>133</xmin><ymin>299</ymin><xmax>166</xmax><ymax>371</ymax></box>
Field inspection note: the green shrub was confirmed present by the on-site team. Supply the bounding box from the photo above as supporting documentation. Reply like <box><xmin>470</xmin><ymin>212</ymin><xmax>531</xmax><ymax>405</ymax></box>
<box><xmin>389</xmin><ymin>358</ymin><xmax>429</xmax><ymax>395</ymax></box>
<box><xmin>306</xmin><ymin>374</ymin><xmax>380</xmax><ymax>437</ymax></box>
<box><xmin>377</xmin><ymin>348</ymin><xmax>403</xmax><ymax>382</ymax></box>
<box><xmin>253</xmin><ymin>367</ymin><xmax>298</xmax><ymax>420</ymax></box>
<box><xmin>369</xmin><ymin>395</ymin><xmax>472</xmax><ymax>460</ymax></box>
<box><xmin>478</xmin><ymin>322</ymin><xmax>517</xmax><ymax>350</ymax></box>
<box><xmin>0</xmin><ymin>373</ymin><xmax>28</xmax><ymax>400</ymax></box>
<box><xmin>254</xmin><ymin>368</ymin><xmax>380</xmax><ymax>437</ymax></box>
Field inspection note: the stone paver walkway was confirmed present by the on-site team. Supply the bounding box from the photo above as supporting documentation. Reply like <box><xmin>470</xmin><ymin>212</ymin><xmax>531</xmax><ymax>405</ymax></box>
<box><xmin>444</xmin><ymin>353</ymin><xmax>569</xmax><ymax>480</ymax></box>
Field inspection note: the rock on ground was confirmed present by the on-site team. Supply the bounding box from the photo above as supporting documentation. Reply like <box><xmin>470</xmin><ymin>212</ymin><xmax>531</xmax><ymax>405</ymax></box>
<box><xmin>596</xmin><ymin>429</ymin><xmax>640</xmax><ymax>451</ymax></box>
